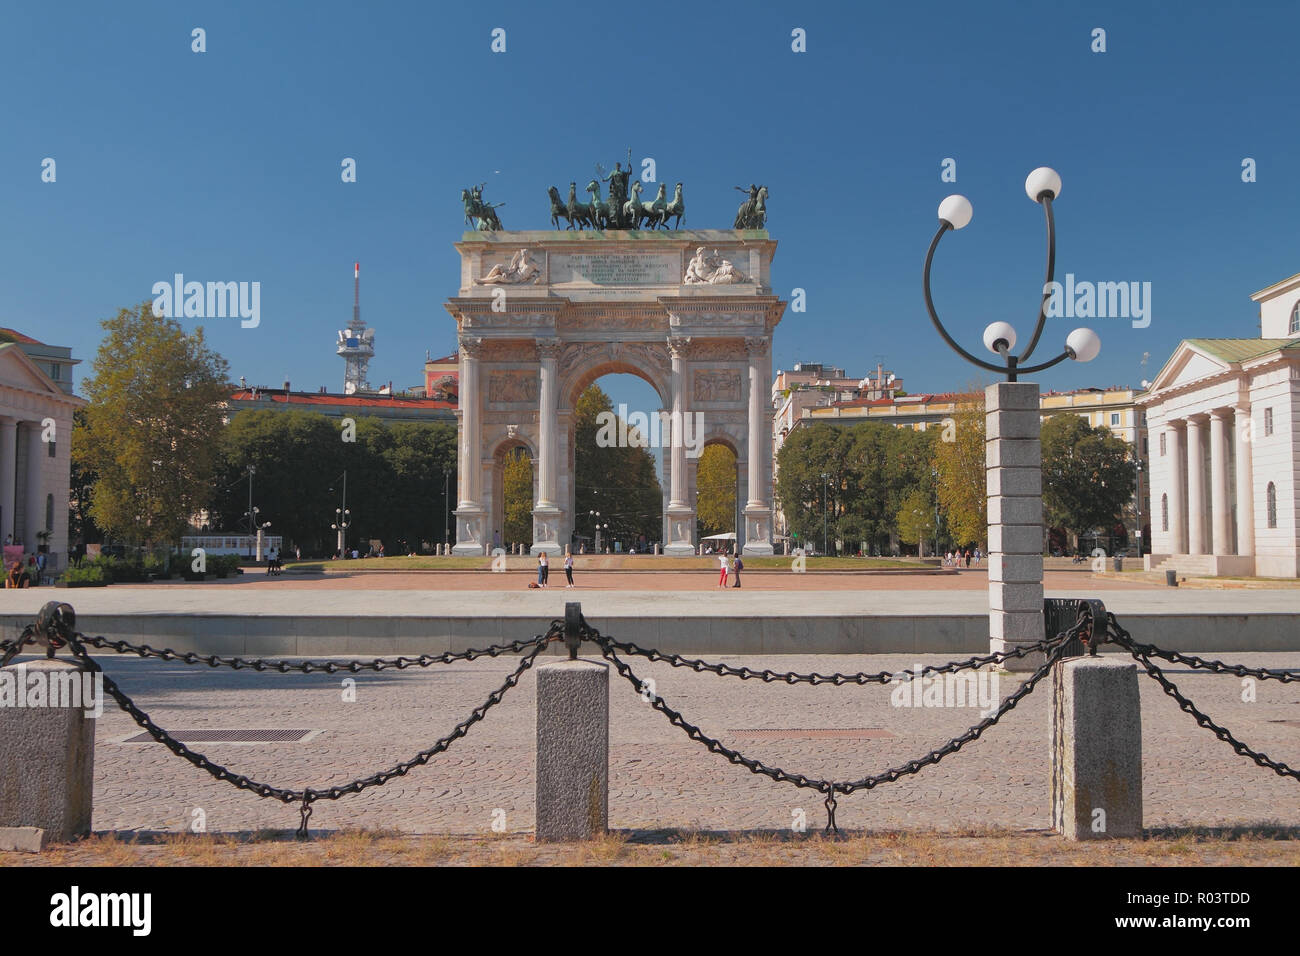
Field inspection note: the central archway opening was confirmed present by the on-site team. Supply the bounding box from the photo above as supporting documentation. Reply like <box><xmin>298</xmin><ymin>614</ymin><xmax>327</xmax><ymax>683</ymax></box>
<box><xmin>569</xmin><ymin>373</ymin><xmax>664</xmax><ymax>554</ymax></box>
<box><xmin>491</xmin><ymin>439</ymin><xmax>534</xmax><ymax>552</ymax></box>
<box><xmin>696</xmin><ymin>441</ymin><xmax>739</xmax><ymax>553</ymax></box>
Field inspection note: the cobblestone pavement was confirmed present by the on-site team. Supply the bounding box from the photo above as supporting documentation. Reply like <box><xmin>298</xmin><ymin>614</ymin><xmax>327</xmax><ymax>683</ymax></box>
<box><xmin>78</xmin><ymin>646</ymin><xmax>1300</xmax><ymax>837</ymax></box>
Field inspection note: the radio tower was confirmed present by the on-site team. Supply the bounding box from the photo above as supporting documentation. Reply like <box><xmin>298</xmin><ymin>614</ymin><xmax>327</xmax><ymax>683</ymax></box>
<box><xmin>336</xmin><ymin>261</ymin><xmax>374</xmax><ymax>394</ymax></box>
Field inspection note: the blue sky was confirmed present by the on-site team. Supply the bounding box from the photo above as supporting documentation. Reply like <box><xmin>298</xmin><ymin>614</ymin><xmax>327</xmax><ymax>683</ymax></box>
<box><xmin>4</xmin><ymin>0</ymin><xmax>1298</xmax><ymax>408</ymax></box>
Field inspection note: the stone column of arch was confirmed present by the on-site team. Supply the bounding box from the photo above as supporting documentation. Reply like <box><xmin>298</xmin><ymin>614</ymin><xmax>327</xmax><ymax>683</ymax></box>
<box><xmin>663</xmin><ymin>336</ymin><xmax>696</xmax><ymax>555</ymax></box>
<box><xmin>453</xmin><ymin>336</ymin><xmax>487</xmax><ymax>555</ymax></box>
<box><xmin>742</xmin><ymin>336</ymin><xmax>774</xmax><ymax>555</ymax></box>
<box><xmin>531</xmin><ymin>337</ymin><xmax>563</xmax><ymax>555</ymax></box>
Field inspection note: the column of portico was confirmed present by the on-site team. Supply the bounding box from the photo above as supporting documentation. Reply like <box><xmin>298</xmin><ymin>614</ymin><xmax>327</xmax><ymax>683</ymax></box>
<box><xmin>23</xmin><ymin>421</ymin><xmax>45</xmax><ymax>551</ymax></box>
<box><xmin>531</xmin><ymin>338</ymin><xmax>562</xmax><ymax>555</ymax></box>
<box><xmin>1166</xmin><ymin>423</ymin><xmax>1186</xmax><ymax>554</ymax></box>
<box><xmin>0</xmin><ymin>418</ymin><xmax>15</xmax><ymax>545</ymax></box>
<box><xmin>1233</xmin><ymin>404</ymin><xmax>1255</xmax><ymax>558</ymax></box>
<box><xmin>664</xmin><ymin>337</ymin><xmax>695</xmax><ymax>556</ymax></box>
<box><xmin>742</xmin><ymin>337</ymin><xmax>774</xmax><ymax>555</ymax></box>
<box><xmin>1185</xmin><ymin>416</ymin><xmax>1206</xmax><ymax>555</ymax></box>
<box><xmin>1209</xmin><ymin>409</ymin><xmax>1232</xmax><ymax>556</ymax></box>
<box><xmin>453</xmin><ymin>336</ymin><xmax>487</xmax><ymax>555</ymax></box>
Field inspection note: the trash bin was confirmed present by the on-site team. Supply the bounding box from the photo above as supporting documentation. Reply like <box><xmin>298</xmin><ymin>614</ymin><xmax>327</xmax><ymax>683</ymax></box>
<box><xmin>1043</xmin><ymin>598</ymin><xmax>1090</xmax><ymax>657</ymax></box>
<box><xmin>1112</xmin><ymin>556</ymin><xmax>1123</xmax><ymax>572</ymax></box>
<box><xmin>1165</xmin><ymin>569</ymin><xmax>1178</xmax><ymax>587</ymax></box>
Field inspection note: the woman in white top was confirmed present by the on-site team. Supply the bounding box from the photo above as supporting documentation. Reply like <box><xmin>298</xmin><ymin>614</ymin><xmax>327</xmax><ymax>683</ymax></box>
<box><xmin>564</xmin><ymin>549</ymin><xmax>575</xmax><ymax>588</ymax></box>
<box><xmin>717</xmin><ymin>553</ymin><xmax>729</xmax><ymax>588</ymax></box>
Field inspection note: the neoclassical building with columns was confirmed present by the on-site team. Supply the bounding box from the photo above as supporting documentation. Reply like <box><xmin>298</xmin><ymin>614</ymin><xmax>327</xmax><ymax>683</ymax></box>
<box><xmin>1140</xmin><ymin>271</ymin><xmax>1300</xmax><ymax>577</ymax></box>
<box><xmin>0</xmin><ymin>338</ymin><xmax>85</xmax><ymax>571</ymax></box>
<box><xmin>444</xmin><ymin>230</ymin><xmax>784</xmax><ymax>557</ymax></box>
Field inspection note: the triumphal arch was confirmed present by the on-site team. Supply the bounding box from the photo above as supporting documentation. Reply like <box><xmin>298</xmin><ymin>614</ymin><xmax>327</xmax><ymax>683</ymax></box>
<box><xmin>445</xmin><ymin>229</ymin><xmax>785</xmax><ymax>556</ymax></box>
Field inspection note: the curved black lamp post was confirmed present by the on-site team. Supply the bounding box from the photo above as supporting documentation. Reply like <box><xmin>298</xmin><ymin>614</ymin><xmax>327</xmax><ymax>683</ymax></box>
<box><xmin>923</xmin><ymin>167</ymin><xmax>1100</xmax><ymax>381</ymax></box>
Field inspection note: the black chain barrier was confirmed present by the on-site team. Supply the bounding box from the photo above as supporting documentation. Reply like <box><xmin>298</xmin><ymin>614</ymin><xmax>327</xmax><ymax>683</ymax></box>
<box><xmin>580</xmin><ymin>616</ymin><xmax>1086</xmax><ymax>832</ymax></box>
<box><xmin>5</xmin><ymin>603</ymin><xmax>562</xmax><ymax>837</ymax></box>
<box><xmin>1105</xmin><ymin>612</ymin><xmax>1300</xmax><ymax>784</ymax></box>
<box><xmin>16</xmin><ymin>598</ymin><xmax>1294</xmax><ymax>837</ymax></box>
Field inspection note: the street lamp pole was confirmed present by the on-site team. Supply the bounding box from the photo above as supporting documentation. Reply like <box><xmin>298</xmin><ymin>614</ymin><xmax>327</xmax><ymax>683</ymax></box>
<box><xmin>923</xmin><ymin>167</ymin><xmax>1101</xmax><ymax>666</ymax></box>
<box><xmin>330</xmin><ymin>469</ymin><xmax>350</xmax><ymax>557</ymax></box>
<box><xmin>820</xmin><ymin>472</ymin><xmax>830</xmax><ymax>557</ymax></box>
<box><xmin>245</xmin><ymin>464</ymin><xmax>256</xmax><ymax>558</ymax></box>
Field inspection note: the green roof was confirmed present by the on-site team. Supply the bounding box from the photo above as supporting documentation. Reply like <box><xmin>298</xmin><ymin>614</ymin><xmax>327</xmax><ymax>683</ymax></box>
<box><xmin>1184</xmin><ymin>338</ymin><xmax>1300</xmax><ymax>363</ymax></box>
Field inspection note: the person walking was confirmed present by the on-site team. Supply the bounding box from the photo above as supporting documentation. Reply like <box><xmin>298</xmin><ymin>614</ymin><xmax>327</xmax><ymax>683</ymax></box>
<box><xmin>564</xmin><ymin>549</ymin><xmax>574</xmax><ymax>588</ymax></box>
<box><xmin>965</xmin><ymin>549</ymin><xmax>972</xmax><ymax>568</ymax></box>
<box><xmin>717</xmin><ymin>552</ymin><xmax>729</xmax><ymax>588</ymax></box>
<box><xmin>731</xmin><ymin>553</ymin><xmax>743</xmax><ymax>588</ymax></box>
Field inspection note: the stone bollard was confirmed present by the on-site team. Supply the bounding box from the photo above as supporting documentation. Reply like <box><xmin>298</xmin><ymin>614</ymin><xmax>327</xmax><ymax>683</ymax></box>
<box><xmin>1051</xmin><ymin>657</ymin><xmax>1142</xmax><ymax>840</ymax></box>
<box><xmin>535</xmin><ymin>659</ymin><xmax>608</xmax><ymax>841</ymax></box>
<box><xmin>0</xmin><ymin>659</ymin><xmax>97</xmax><ymax>843</ymax></box>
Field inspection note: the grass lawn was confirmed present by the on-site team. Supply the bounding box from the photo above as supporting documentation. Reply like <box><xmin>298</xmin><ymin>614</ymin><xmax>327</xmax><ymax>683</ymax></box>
<box><xmin>6</xmin><ymin>825</ymin><xmax>1296</xmax><ymax>867</ymax></box>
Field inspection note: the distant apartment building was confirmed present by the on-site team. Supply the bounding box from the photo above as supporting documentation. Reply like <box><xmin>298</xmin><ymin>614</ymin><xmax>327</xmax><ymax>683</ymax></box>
<box><xmin>770</xmin><ymin>361</ymin><xmax>902</xmax><ymax>536</ymax></box>
<box><xmin>222</xmin><ymin>383</ymin><xmax>456</xmax><ymax>427</ymax></box>
<box><xmin>785</xmin><ymin>385</ymin><xmax>1149</xmax><ymax>547</ymax></box>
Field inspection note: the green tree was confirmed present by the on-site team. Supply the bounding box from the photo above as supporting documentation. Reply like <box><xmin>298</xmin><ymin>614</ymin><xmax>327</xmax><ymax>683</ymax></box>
<box><xmin>1041</xmin><ymin>414</ymin><xmax>1136</xmax><ymax>549</ymax></box>
<box><xmin>502</xmin><ymin>449</ymin><xmax>532</xmax><ymax>545</ymax></box>
<box><xmin>210</xmin><ymin>411</ymin><xmax>456</xmax><ymax>556</ymax></box>
<box><xmin>696</xmin><ymin>444</ymin><xmax>736</xmax><ymax>535</ymax></box>
<box><xmin>896</xmin><ymin>488</ymin><xmax>938</xmax><ymax>554</ymax></box>
<box><xmin>67</xmin><ymin>408</ymin><xmax>101</xmax><ymax>553</ymax></box>
<box><xmin>573</xmin><ymin>384</ymin><xmax>662</xmax><ymax>547</ymax></box>
<box><xmin>933</xmin><ymin>395</ymin><xmax>986</xmax><ymax>546</ymax></box>
<box><xmin>74</xmin><ymin>302</ymin><xmax>230</xmax><ymax>549</ymax></box>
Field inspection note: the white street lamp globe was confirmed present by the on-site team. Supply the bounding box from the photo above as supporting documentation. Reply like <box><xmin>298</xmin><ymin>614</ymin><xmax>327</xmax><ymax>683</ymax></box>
<box><xmin>937</xmin><ymin>195</ymin><xmax>973</xmax><ymax>230</ymax></box>
<box><xmin>1025</xmin><ymin>167</ymin><xmax>1062</xmax><ymax>202</ymax></box>
<box><xmin>983</xmin><ymin>321</ymin><xmax>1017</xmax><ymax>355</ymax></box>
<box><xmin>1066</xmin><ymin>327</ymin><xmax>1101</xmax><ymax>362</ymax></box>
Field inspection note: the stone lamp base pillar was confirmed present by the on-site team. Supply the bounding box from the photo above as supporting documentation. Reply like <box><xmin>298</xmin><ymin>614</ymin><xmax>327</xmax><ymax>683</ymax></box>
<box><xmin>986</xmin><ymin>382</ymin><xmax>1044</xmax><ymax>672</ymax></box>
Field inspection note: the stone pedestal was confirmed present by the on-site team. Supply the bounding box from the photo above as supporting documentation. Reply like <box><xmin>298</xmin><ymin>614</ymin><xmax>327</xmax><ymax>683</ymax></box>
<box><xmin>0</xmin><ymin>660</ymin><xmax>96</xmax><ymax>843</ymax></box>
<box><xmin>452</xmin><ymin>507</ymin><xmax>487</xmax><ymax>556</ymax></box>
<box><xmin>535</xmin><ymin>660</ymin><xmax>608</xmax><ymax>841</ymax></box>
<box><xmin>1051</xmin><ymin>657</ymin><xmax>1143</xmax><ymax>840</ymax></box>
<box><xmin>986</xmin><ymin>382</ymin><xmax>1044</xmax><ymax>671</ymax></box>
<box><xmin>664</xmin><ymin>506</ymin><xmax>696</xmax><ymax>557</ymax></box>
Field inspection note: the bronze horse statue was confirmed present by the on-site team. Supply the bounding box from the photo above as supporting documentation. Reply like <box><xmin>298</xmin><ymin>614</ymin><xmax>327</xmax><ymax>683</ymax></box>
<box><xmin>567</xmin><ymin>181</ymin><xmax>594</xmax><ymax>230</ymax></box>
<box><xmin>734</xmin><ymin>184</ymin><xmax>767</xmax><ymax>229</ymax></box>
<box><xmin>463</xmin><ymin>185</ymin><xmax>504</xmax><ymax>231</ymax></box>
<box><xmin>585</xmin><ymin>180</ymin><xmax>611</xmax><ymax>229</ymax></box>
<box><xmin>638</xmin><ymin>183</ymin><xmax>669</xmax><ymax>230</ymax></box>
<box><xmin>548</xmin><ymin>185</ymin><xmax>574</xmax><ymax>229</ymax></box>
<box><xmin>664</xmin><ymin>183</ymin><xmax>685</xmax><ymax>229</ymax></box>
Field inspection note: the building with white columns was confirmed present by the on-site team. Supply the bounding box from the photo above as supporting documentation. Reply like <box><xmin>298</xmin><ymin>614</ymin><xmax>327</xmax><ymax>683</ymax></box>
<box><xmin>1140</xmin><ymin>271</ymin><xmax>1300</xmax><ymax>577</ymax></box>
<box><xmin>0</xmin><ymin>337</ymin><xmax>85</xmax><ymax>572</ymax></box>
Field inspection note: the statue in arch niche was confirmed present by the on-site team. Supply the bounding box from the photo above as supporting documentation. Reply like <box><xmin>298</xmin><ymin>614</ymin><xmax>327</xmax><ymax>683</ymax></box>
<box><xmin>684</xmin><ymin>246</ymin><xmax>749</xmax><ymax>285</ymax></box>
<box><xmin>475</xmin><ymin>248</ymin><xmax>541</xmax><ymax>285</ymax></box>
